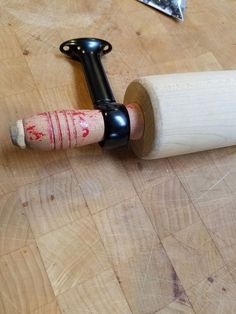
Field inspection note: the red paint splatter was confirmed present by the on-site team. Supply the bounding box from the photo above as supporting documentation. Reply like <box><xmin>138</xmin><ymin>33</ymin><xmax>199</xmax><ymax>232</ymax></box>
<box><xmin>88</xmin><ymin>111</ymin><xmax>101</xmax><ymax>119</ymax></box>
<box><xmin>127</xmin><ymin>103</ymin><xmax>135</xmax><ymax>109</ymax></box>
<box><xmin>71</xmin><ymin>111</ymin><xmax>86</xmax><ymax>116</ymax></box>
<box><xmin>26</xmin><ymin>125</ymin><xmax>45</xmax><ymax>141</ymax></box>
<box><xmin>71</xmin><ymin>111</ymin><xmax>89</xmax><ymax>138</ymax></box>
<box><xmin>82</xmin><ymin>127</ymin><xmax>89</xmax><ymax>138</ymax></box>
<box><xmin>26</xmin><ymin>125</ymin><xmax>35</xmax><ymax>131</ymax></box>
<box><xmin>69</xmin><ymin>111</ymin><xmax>78</xmax><ymax>146</ymax></box>
<box><xmin>79</xmin><ymin>115</ymin><xmax>89</xmax><ymax>138</ymax></box>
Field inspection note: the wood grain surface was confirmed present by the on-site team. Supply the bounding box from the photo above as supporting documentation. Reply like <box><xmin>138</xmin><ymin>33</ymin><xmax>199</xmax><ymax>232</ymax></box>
<box><xmin>1</xmin><ymin>1</ymin><xmax>236</xmax><ymax>313</ymax></box>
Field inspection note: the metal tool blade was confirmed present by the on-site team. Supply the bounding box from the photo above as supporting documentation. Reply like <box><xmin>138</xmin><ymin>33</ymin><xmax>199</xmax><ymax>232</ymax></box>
<box><xmin>138</xmin><ymin>0</ymin><xmax>186</xmax><ymax>21</ymax></box>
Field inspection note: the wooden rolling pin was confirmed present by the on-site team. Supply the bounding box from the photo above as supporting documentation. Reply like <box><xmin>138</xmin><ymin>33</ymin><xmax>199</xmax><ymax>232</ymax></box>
<box><xmin>10</xmin><ymin>71</ymin><xmax>236</xmax><ymax>159</ymax></box>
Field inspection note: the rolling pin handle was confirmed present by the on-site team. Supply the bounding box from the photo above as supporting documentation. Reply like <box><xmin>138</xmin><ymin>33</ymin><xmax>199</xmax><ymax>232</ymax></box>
<box><xmin>60</xmin><ymin>38</ymin><xmax>130</xmax><ymax>149</ymax></box>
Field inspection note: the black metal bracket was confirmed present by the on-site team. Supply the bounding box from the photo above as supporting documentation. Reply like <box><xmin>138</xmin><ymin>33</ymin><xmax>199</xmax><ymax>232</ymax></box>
<box><xmin>60</xmin><ymin>38</ymin><xmax>130</xmax><ymax>149</ymax></box>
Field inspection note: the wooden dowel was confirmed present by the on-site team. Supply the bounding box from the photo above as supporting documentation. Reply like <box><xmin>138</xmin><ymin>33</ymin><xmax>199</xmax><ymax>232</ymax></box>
<box><xmin>125</xmin><ymin>70</ymin><xmax>236</xmax><ymax>159</ymax></box>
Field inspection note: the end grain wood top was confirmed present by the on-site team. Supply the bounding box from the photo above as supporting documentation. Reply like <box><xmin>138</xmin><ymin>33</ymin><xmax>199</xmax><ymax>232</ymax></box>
<box><xmin>1</xmin><ymin>1</ymin><xmax>236</xmax><ymax>313</ymax></box>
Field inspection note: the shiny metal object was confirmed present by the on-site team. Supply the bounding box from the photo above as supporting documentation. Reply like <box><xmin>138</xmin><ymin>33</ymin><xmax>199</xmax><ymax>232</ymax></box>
<box><xmin>138</xmin><ymin>0</ymin><xmax>186</xmax><ymax>21</ymax></box>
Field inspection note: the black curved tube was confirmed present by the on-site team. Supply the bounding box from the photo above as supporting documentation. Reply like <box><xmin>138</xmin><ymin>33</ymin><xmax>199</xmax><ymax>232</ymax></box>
<box><xmin>60</xmin><ymin>38</ymin><xmax>115</xmax><ymax>106</ymax></box>
<box><xmin>60</xmin><ymin>38</ymin><xmax>130</xmax><ymax>149</ymax></box>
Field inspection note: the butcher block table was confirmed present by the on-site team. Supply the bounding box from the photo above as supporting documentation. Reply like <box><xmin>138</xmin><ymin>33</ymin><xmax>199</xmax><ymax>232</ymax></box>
<box><xmin>1</xmin><ymin>1</ymin><xmax>236</xmax><ymax>313</ymax></box>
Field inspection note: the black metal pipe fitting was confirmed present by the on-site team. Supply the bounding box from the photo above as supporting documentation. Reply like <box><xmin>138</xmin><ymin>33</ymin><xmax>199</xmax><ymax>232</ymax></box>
<box><xmin>60</xmin><ymin>38</ymin><xmax>130</xmax><ymax>149</ymax></box>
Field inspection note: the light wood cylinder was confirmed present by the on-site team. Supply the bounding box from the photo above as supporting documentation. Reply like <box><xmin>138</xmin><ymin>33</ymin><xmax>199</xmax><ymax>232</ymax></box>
<box><xmin>124</xmin><ymin>71</ymin><xmax>236</xmax><ymax>159</ymax></box>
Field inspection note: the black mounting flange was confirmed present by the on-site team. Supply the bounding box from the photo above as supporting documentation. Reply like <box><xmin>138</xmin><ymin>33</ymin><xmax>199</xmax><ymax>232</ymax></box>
<box><xmin>60</xmin><ymin>38</ymin><xmax>130</xmax><ymax>149</ymax></box>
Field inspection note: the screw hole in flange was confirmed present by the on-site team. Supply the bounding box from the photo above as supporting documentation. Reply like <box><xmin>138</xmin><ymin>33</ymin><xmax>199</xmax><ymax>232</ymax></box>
<box><xmin>103</xmin><ymin>45</ymin><xmax>110</xmax><ymax>52</ymax></box>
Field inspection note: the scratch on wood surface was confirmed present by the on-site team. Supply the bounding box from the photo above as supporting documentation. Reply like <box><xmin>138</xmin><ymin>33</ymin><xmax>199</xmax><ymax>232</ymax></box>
<box><xmin>168</xmin><ymin>231</ymin><xmax>213</xmax><ymax>253</ymax></box>
<box><xmin>195</xmin><ymin>171</ymin><xmax>231</xmax><ymax>201</ymax></box>
<box><xmin>0</xmin><ymin>290</ymin><xmax>20</xmax><ymax>313</ymax></box>
<box><xmin>140</xmin><ymin>236</ymin><xmax>156</xmax><ymax>293</ymax></box>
